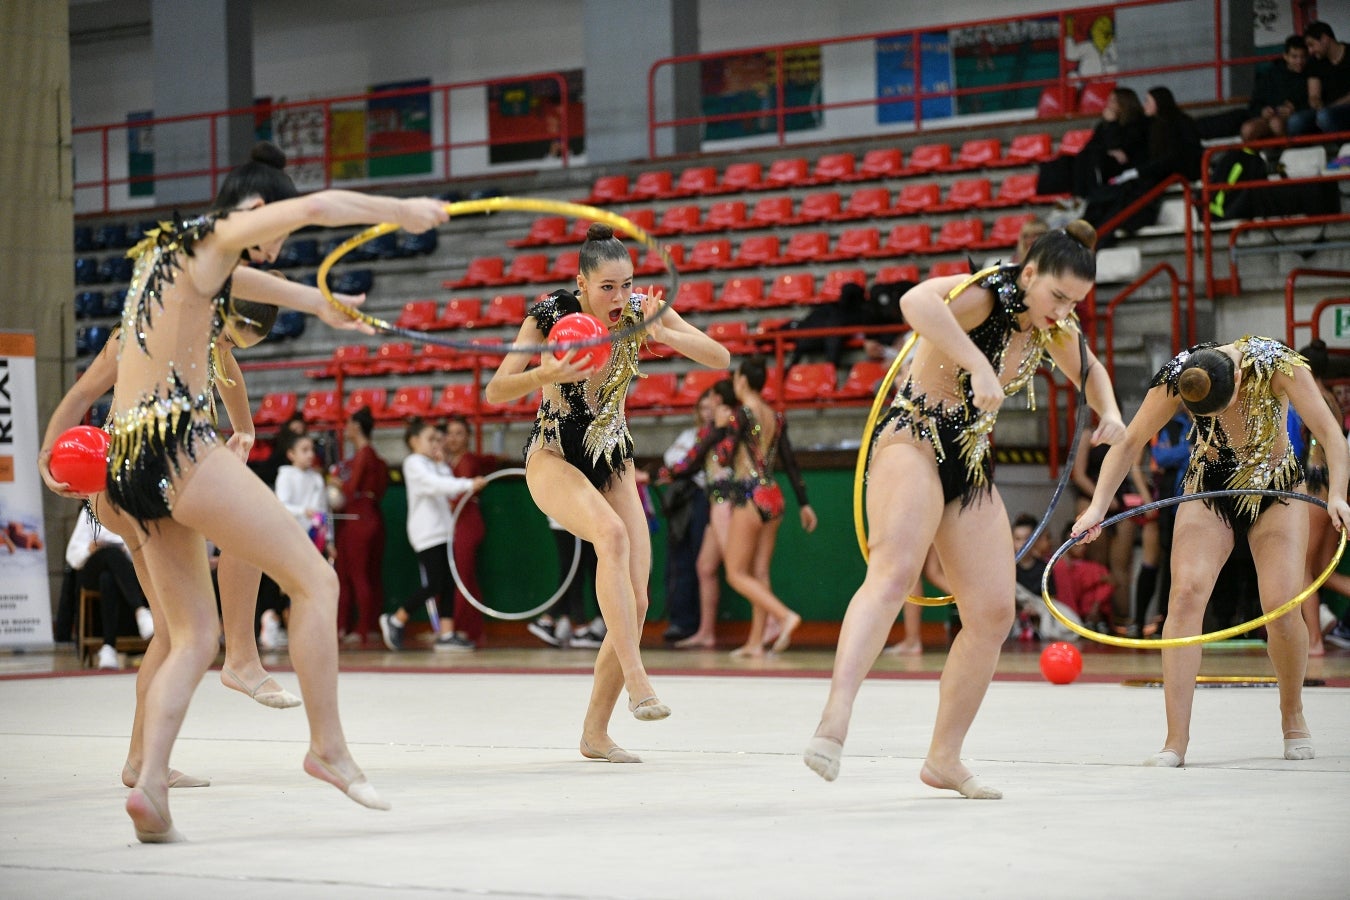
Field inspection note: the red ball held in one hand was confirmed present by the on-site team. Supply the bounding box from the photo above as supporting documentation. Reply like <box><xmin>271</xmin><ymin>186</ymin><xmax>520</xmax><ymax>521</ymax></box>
<box><xmin>549</xmin><ymin>312</ymin><xmax>610</xmax><ymax>372</ymax></box>
<box><xmin>49</xmin><ymin>425</ymin><xmax>110</xmax><ymax>494</ymax></box>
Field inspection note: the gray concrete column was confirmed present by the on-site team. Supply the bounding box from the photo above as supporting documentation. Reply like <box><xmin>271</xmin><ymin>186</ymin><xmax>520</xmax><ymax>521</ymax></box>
<box><xmin>583</xmin><ymin>0</ymin><xmax>699</xmax><ymax>164</ymax></box>
<box><xmin>151</xmin><ymin>0</ymin><xmax>253</xmax><ymax>207</ymax></box>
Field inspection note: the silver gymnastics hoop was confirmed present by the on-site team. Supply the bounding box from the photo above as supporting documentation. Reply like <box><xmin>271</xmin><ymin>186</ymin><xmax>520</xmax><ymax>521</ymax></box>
<box><xmin>447</xmin><ymin>467</ymin><xmax>581</xmax><ymax>621</ymax></box>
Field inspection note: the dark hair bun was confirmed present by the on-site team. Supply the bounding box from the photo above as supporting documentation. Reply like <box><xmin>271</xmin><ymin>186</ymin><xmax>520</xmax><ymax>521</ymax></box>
<box><xmin>251</xmin><ymin>141</ymin><xmax>288</xmax><ymax>170</ymax></box>
<box><xmin>585</xmin><ymin>223</ymin><xmax>615</xmax><ymax>242</ymax></box>
<box><xmin>1064</xmin><ymin>219</ymin><xmax>1098</xmax><ymax>251</ymax></box>
<box><xmin>1177</xmin><ymin>367</ymin><xmax>1212</xmax><ymax>403</ymax></box>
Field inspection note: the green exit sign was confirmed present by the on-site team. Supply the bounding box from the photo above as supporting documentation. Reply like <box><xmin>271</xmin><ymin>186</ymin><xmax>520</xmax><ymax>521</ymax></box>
<box><xmin>1335</xmin><ymin>308</ymin><xmax>1350</xmax><ymax>338</ymax></box>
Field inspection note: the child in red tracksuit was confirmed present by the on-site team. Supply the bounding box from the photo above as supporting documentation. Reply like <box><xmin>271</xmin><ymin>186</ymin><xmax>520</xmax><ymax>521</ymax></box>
<box><xmin>1053</xmin><ymin>524</ymin><xmax>1115</xmax><ymax>633</ymax></box>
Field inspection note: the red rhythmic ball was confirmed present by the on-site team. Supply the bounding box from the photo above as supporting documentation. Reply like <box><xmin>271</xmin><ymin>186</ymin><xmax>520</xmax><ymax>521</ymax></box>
<box><xmin>549</xmin><ymin>312</ymin><xmax>610</xmax><ymax>372</ymax></box>
<box><xmin>1039</xmin><ymin>641</ymin><xmax>1083</xmax><ymax>685</ymax></box>
<box><xmin>49</xmin><ymin>425</ymin><xmax>110</xmax><ymax>494</ymax></box>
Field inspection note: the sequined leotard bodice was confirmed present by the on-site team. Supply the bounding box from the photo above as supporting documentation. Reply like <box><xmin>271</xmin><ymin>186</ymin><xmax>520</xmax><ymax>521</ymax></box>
<box><xmin>522</xmin><ymin>291</ymin><xmax>644</xmax><ymax>490</ymax></box>
<box><xmin>106</xmin><ymin>214</ymin><xmax>233</xmax><ymax>525</ymax></box>
<box><xmin>871</xmin><ymin>265</ymin><xmax>1069</xmax><ymax>507</ymax></box>
<box><xmin>1150</xmin><ymin>335</ymin><xmax>1306</xmax><ymax>528</ymax></box>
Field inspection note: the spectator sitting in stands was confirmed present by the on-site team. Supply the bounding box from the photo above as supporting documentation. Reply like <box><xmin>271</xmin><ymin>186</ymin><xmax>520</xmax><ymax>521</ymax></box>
<box><xmin>1241</xmin><ymin>34</ymin><xmax>1311</xmax><ymax>145</ymax></box>
<box><xmin>1037</xmin><ymin>87</ymin><xmax>1148</xmax><ymax>204</ymax></box>
<box><xmin>1052</xmin><ymin>522</ymin><xmax>1116</xmax><ymax>634</ymax></box>
<box><xmin>66</xmin><ymin>512</ymin><xmax>155</xmax><ymax>669</ymax></box>
<box><xmin>1288</xmin><ymin>21</ymin><xmax>1350</xmax><ymax>138</ymax></box>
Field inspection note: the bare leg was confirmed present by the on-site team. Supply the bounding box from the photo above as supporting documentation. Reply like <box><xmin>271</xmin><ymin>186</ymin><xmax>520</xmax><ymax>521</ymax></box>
<box><xmin>1250</xmin><ymin>503</ymin><xmax>1312</xmax><ymax>758</ymax></box>
<box><xmin>217</xmin><ymin>553</ymin><xmax>300</xmax><ymax>707</ymax></box>
<box><xmin>1301</xmin><ymin>500</ymin><xmax>1333</xmax><ymax>657</ymax></box>
<box><xmin>171</xmin><ymin>449</ymin><xmax>383</xmax><ymax>808</ymax></box>
<box><xmin>725</xmin><ymin>506</ymin><xmax>796</xmax><ymax>656</ymax></box>
<box><xmin>807</xmin><ymin>444</ymin><xmax>942</xmax><ymax>777</ymax></box>
<box><xmin>677</xmin><ymin>509</ymin><xmax>726</xmax><ymax>648</ymax></box>
<box><xmin>1151</xmin><ymin>504</ymin><xmax>1232</xmax><ymax>766</ymax></box>
<box><xmin>886</xmin><ymin>597</ymin><xmax>925</xmax><ymax>655</ymax></box>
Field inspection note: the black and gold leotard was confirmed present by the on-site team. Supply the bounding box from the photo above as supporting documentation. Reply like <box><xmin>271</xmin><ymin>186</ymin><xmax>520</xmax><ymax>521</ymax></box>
<box><xmin>722</xmin><ymin>405</ymin><xmax>809</xmax><ymax>523</ymax></box>
<box><xmin>522</xmin><ymin>290</ymin><xmax>644</xmax><ymax>490</ymax></box>
<box><xmin>105</xmin><ymin>214</ymin><xmax>233</xmax><ymax>526</ymax></box>
<box><xmin>1151</xmin><ymin>335</ymin><xmax>1306</xmax><ymax>532</ymax></box>
<box><xmin>870</xmin><ymin>265</ymin><xmax>1068</xmax><ymax>507</ymax></box>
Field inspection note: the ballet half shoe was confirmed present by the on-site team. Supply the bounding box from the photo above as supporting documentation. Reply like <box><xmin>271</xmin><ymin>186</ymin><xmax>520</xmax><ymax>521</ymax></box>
<box><xmin>303</xmin><ymin>750</ymin><xmax>390</xmax><ymax>811</ymax></box>
<box><xmin>123</xmin><ymin>763</ymin><xmax>210</xmax><ymax>789</ymax></box>
<box><xmin>223</xmin><ymin>667</ymin><xmax>303</xmax><ymax>709</ymax></box>
<box><xmin>1283</xmin><ymin>732</ymin><xmax>1314</xmax><ymax>760</ymax></box>
<box><xmin>803</xmin><ymin>736</ymin><xmax>842</xmax><ymax>782</ymax></box>
<box><xmin>580</xmin><ymin>739</ymin><xmax>642</xmax><ymax>764</ymax></box>
<box><xmin>126</xmin><ymin>787</ymin><xmax>185</xmax><ymax>844</ymax></box>
<box><xmin>1143</xmin><ymin>749</ymin><xmax>1184</xmax><ymax>768</ymax></box>
<box><xmin>628</xmin><ymin>695</ymin><xmax>671</xmax><ymax>721</ymax></box>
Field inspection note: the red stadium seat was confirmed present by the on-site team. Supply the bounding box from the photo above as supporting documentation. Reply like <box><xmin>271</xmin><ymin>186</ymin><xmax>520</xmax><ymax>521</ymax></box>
<box><xmin>858</xmin><ymin>148</ymin><xmax>904</xmax><ymax>179</ymax></box>
<box><xmin>345</xmin><ymin>388</ymin><xmax>388</xmax><ymax>419</ymax></box>
<box><xmin>706</xmin><ymin>320</ymin><xmax>754</xmax><ymax>351</ymax></box>
<box><xmin>718</xmin><ymin>278</ymin><xmax>765</xmax><ymax>310</ymax></box>
<box><xmin>989</xmin><ymin>172</ymin><xmax>1040</xmax><ymax>207</ymax></box>
<box><xmin>437</xmin><ymin>297</ymin><xmax>483</xmax><ymax>330</ymax></box>
<box><xmin>1078</xmin><ymin>80</ymin><xmax>1116</xmax><ymax>115</ymax></box>
<box><xmin>826</xmin><ymin>227</ymin><xmax>881</xmax><ymax>261</ymax></box>
<box><xmin>386</xmin><ymin>385</ymin><xmax>434</xmax><ymax>420</ymax></box>
<box><xmin>626</xmin><ymin>372</ymin><xmax>678</xmax><ymax>408</ymax></box>
<box><xmin>938</xmin><ymin>178</ymin><xmax>993</xmax><ymax>211</ymax></box>
<box><xmin>480</xmin><ymin>293</ymin><xmax>527</xmax><ymax>326</ymax></box>
<box><xmin>254</xmin><ymin>391</ymin><xmax>298</xmax><ymax>426</ymax></box>
<box><xmin>504</xmin><ymin>253</ymin><xmax>551</xmax><ymax>285</ymax></box>
<box><xmin>840</xmin><ymin>187</ymin><xmax>893</xmax><ymax>219</ymax></box>
<box><xmin>395</xmin><ymin>300</ymin><xmax>438</xmax><ymax>330</ymax></box>
<box><xmin>894</xmin><ymin>182</ymin><xmax>941</xmax><ymax>214</ymax></box>
<box><xmin>704</xmin><ymin>200</ymin><xmax>748</xmax><ymax>231</ymax></box>
<box><xmin>621</xmin><ymin>207</ymin><xmax>657</xmax><ymax>234</ymax></box>
<box><xmin>1037</xmin><ymin>85</ymin><xmax>1076</xmax><ymax>119</ymax></box>
<box><xmin>371</xmin><ymin>341</ymin><xmax>416</xmax><ymax>375</ymax></box>
<box><xmin>636</xmin><ymin>243</ymin><xmax>684</xmax><ymax>277</ymax></box>
<box><xmin>783</xmin><ymin>362</ymin><xmax>838</xmax><ymax>401</ymax></box>
<box><xmin>684</xmin><ymin>238</ymin><xmax>733</xmax><ymax>271</ymax></box>
<box><xmin>727</xmin><ymin>235</ymin><xmax>782</xmax><ymax>268</ymax></box>
<box><xmin>873</xmin><ymin>264</ymin><xmax>920</xmax><ymax>283</ymax></box>
<box><xmin>673</xmin><ymin>280</ymin><xmax>716</xmax><ymax>312</ymax></box>
<box><xmin>674</xmin><ymin>166</ymin><xmax>720</xmax><ymax>196</ymax></box>
<box><xmin>1056</xmin><ymin>128</ymin><xmax>1094</xmax><ymax>156</ymax></box>
<box><xmin>552</xmin><ymin>217</ymin><xmax>598</xmax><ymax>246</ymax></box>
<box><xmin>765</xmin><ymin>157</ymin><xmax>811</xmax><ymax>188</ymax></box>
<box><xmin>548</xmin><ymin>250</ymin><xmax>581</xmax><ymax>281</ymax></box>
<box><xmin>432</xmin><ymin>383</ymin><xmax>479</xmax><ymax>417</ymax></box>
<box><xmin>585</xmin><ymin>174</ymin><xmax>630</xmax><ymax>204</ymax></box>
<box><xmin>868</xmin><ymin>223</ymin><xmax>932</xmax><ymax>257</ymax></box>
<box><xmin>812</xmin><ymin>153</ymin><xmax>856</xmax><ymax>183</ymax></box>
<box><xmin>793</xmin><ymin>191</ymin><xmax>844</xmax><ymax>223</ymax></box>
<box><xmin>326</xmin><ymin>344</ymin><xmax>375</xmax><ymax>377</ymax></box>
<box><xmin>721</xmin><ymin>161</ymin><xmax>764</xmax><ymax>192</ymax></box>
<box><xmin>746</xmin><ymin>196</ymin><xmax>794</xmax><ymax>227</ymax></box>
<box><xmin>780</xmin><ymin>230</ymin><xmax>830</xmax><ymax>264</ymax></box>
<box><xmin>447</xmin><ymin>256</ymin><xmax>506</xmax><ymax>288</ymax></box>
<box><xmin>301</xmin><ymin>390</ymin><xmax>342</xmax><ymax>425</ymax></box>
<box><xmin>904</xmin><ymin>143</ymin><xmax>951</xmax><ymax>174</ymax></box>
<box><xmin>949</xmin><ymin>138</ymin><xmax>1002</xmax><ymax>171</ymax></box>
<box><xmin>675</xmin><ymin>369</ymin><xmax>730</xmax><ymax>406</ymax></box>
<box><xmin>1004</xmin><ymin>133</ymin><xmax>1054</xmax><ymax>164</ymax></box>
<box><xmin>975</xmin><ymin>213</ymin><xmax>1038</xmax><ymax>250</ymax></box>
<box><xmin>837</xmin><ymin>361</ymin><xmax>890</xmax><ymax>399</ymax></box>
<box><xmin>653</xmin><ymin>204</ymin><xmax>703</xmax><ymax>236</ymax></box>
<box><xmin>630</xmin><ymin>169</ymin><xmax>676</xmax><ymax>200</ymax></box>
<box><xmin>817</xmin><ymin>268</ymin><xmax>866</xmax><ymax>302</ymax></box>
<box><xmin>759</xmin><ymin>366</ymin><xmax>784</xmax><ymax>403</ymax></box>
<box><xmin>412</xmin><ymin>343</ymin><xmax>472</xmax><ymax>373</ymax></box>
<box><xmin>508</xmin><ymin>216</ymin><xmax>568</xmax><ymax>248</ymax></box>
<box><xmin>932</xmin><ymin>218</ymin><xmax>984</xmax><ymax>252</ymax></box>
<box><xmin>766</xmin><ymin>272</ymin><xmax>816</xmax><ymax>306</ymax></box>
<box><xmin>928</xmin><ymin>260</ymin><xmax>971</xmax><ymax>278</ymax></box>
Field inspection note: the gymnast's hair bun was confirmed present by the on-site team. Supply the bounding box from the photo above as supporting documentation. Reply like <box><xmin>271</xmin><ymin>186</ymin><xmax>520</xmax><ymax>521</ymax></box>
<box><xmin>586</xmin><ymin>223</ymin><xmax>615</xmax><ymax>242</ymax></box>
<box><xmin>251</xmin><ymin>141</ymin><xmax>288</xmax><ymax>170</ymax></box>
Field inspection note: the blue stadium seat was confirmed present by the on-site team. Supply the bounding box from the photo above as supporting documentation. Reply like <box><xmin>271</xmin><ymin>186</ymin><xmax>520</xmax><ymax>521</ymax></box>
<box><xmin>97</xmin><ymin>256</ymin><xmax>133</xmax><ymax>284</ymax></box>
<box><xmin>102</xmin><ymin>289</ymin><xmax>127</xmax><ymax>317</ymax></box>
<box><xmin>269</xmin><ymin>310</ymin><xmax>307</xmax><ymax>340</ymax></box>
<box><xmin>74</xmin><ymin>291</ymin><xmax>104</xmax><ymax>318</ymax></box>
<box><xmin>96</xmin><ymin>223</ymin><xmax>129</xmax><ymax>249</ymax></box>
<box><xmin>397</xmin><ymin>230</ymin><xmax>438</xmax><ymax>257</ymax></box>
<box><xmin>74</xmin><ymin>256</ymin><xmax>101</xmax><ymax>285</ymax></box>
<box><xmin>275</xmin><ymin>238</ymin><xmax>320</xmax><ymax>269</ymax></box>
<box><xmin>329</xmin><ymin>268</ymin><xmax>374</xmax><ymax>295</ymax></box>
<box><xmin>73</xmin><ymin>226</ymin><xmax>98</xmax><ymax>252</ymax></box>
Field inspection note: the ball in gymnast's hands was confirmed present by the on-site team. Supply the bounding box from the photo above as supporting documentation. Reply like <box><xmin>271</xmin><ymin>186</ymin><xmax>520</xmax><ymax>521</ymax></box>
<box><xmin>549</xmin><ymin>312</ymin><xmax>610</xmax><ymax>372</ymax></box>
<box><xmin>49</xmin><ymin>426</ymin><xmax>109</xmax><ymax>494</ymax></box>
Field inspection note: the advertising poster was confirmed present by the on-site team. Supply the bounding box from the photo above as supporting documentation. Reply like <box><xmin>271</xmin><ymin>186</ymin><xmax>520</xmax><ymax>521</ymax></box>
<box><xmin>950</xmin><ymin>18</ymin><xmax>1060</xmax><ymax>115</ymax></box>
<box><xmin>488</xmin><ymin>69</ymin><xmax>586</xmax><ymax>164</ymax></box>
<box><xmin>1062</xmin><ymin>8</ymin><xmax>1119</xmax><ymax>79</ymax></box>
<box><xmin>330</xmin><ymin>108</ymin><xmax>368</xmax><ymax>181</ymax></box>
<box><xmin>0</xmin><ymin>332</ymin><xmax>53</xmax><ymax>648</ymax></box>
<box><xmin>366</xmin><ymin>78</ymin><xmax>433</xmax><ymax>179</ymax></box>
<box><xmin>701</xmin><ymin>46</ymin><xmax>822</xmax><ymax>141</ymax></box>
<box><xmin>876</xmin><ymin>31</ymin><xmax>954</xmax><ymax>124</ymax></box>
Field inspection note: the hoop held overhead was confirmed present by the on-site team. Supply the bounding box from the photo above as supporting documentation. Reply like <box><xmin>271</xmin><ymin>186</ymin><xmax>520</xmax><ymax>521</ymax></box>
<box><xmin>316</xmin><ymin>197</ymin><xmax>680</xmax><ymax>355</ymax></box>
<box><xmin>1042</xmin><ymin>488</ymin><xmax>1345</xmax><ymax>649</ymax></box>
<box><xmin>447</xmin><ymin>468</ymin><xmax>581</xmax><ymax>621</ymax></box>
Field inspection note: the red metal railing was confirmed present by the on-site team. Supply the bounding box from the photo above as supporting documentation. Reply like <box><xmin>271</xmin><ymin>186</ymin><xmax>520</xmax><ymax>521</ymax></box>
<box><xmin>1284</xmin><ymin>268</ymin><xmax>1350</xmax><ymax>347</ymax></box>
<box><xmin>73</xmin><ymin>72</ymin><xmax>572</xmax><ymax>215</ymax></box>
<box><xmin>648</xmin><ymin>0</ymin><xmax>1257</xmax><ymax>157</ymax></box>
<box><xmin>1100</xmin><ymin>262</ymin><xmax>1181</xmax><ymax>380</ymax></box>
<box><xmin>1223</xmin><ymin>212</ymin><xmax>1350</xmax><ymax>298</ymax></box>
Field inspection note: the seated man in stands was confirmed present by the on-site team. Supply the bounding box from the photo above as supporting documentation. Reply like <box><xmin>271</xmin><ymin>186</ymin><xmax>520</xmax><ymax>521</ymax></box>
<box><xmin>1288</xmin><ymin>21</ymin><xmax>1350</xmax><ymax>137</ymax></box>
<box><xmin>1241</xmin><ymin>34</ymin><xmax>1310</xmax><ymax>143</ymax></box>
<box><xmin>66</xmin><ymin>511</ymin><xmax>154</xmax><ymax>669</ymax></box>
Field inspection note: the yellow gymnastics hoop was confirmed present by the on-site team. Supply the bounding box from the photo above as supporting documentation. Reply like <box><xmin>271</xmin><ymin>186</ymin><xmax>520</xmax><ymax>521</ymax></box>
<box><xmin>316</xmin><ymin>197</ymin><xmax>679</xmax><ymax>354</ymax></box>
<box><xmin>1041</xmin><ymin>490</ymin><xmax>1345</xmax><ymax>649</ymax></box>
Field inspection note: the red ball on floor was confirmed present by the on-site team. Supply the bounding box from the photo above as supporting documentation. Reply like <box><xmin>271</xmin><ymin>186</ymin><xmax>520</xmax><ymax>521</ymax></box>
<box><xmin>1039</xmin><ymin>641</ymin><xmax>1083</xmax><ymax>685</ymax></box>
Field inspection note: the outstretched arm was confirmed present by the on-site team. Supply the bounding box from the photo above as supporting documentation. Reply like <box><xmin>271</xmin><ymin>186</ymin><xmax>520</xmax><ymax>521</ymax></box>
<box><xmin>230</xmin><ymin>266</ymin><xmax>375</xmax><ymax>335</ymax></box>
<box><xmin>484</xmin><ymin>317</ymin><xmax>595</xmax><ymax>404</ymax></box>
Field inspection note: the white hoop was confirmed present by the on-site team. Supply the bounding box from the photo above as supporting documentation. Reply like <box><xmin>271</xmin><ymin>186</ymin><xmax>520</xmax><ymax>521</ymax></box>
<box><xmin>447</xmin><ymin>467</ymin><xmax>581</xmax><ymax>621</ymax></box>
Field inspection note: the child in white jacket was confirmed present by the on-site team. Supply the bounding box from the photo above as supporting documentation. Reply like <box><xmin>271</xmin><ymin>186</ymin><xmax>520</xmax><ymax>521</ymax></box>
<box><xmin>262</xmin><ymin>431</ymin><xmax>332</xmax><ymax>649</ymax></box>
<box><xmin>380</xmin><ymin>418</ymin><xmax>485</xmax><ymax>651</ymax></box>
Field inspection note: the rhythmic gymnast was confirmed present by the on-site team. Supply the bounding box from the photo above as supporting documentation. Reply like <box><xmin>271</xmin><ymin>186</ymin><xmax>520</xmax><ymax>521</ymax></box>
<box><xmin>62</xmin><ymin>141</ymin><xmax>447</xmax><ymax>841</ymax></box>
<box><xmin>804</xmin><ymin>221</ymin><xmax>1126</xmax><ymax>798</ymax></box>
<box><xmin>486</xmin><ymin>223</ymin><xmax>729</xmax><ymax>763</ymax></box>
<box><xmin>1072</xmin><ymin>337</ymin><xmax>1350</xmax><ymax>766</ymax></box>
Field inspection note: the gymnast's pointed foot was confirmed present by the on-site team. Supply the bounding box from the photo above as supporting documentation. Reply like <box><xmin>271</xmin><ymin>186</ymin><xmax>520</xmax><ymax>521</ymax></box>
<box><xmin>126</xmin><ymin>786</ymin><xmax>185</xmax><ymax>843</ymax></box>
<box><xmin>803</xmin><ymin>735</ymin><xmax>843</xmax><ymax>782</ymax></box>
<box><xmin>303</xmin><ymin>750</ymin><xmax>390</xmax><ymax>811</ymax></box>
<box><xmin>580</xmin><ymin>735</ymin><xmax>642</xmax><ymax>764</ymax></box>
<box><xmin>1283</xmin><ymin>731</ymin><xmax>1314</xmax><ymax>760</ymax></box>
<box><xmin>1143</xmin><ymin>748</ymin><xmax>1184</xmax><ymax>767</ymax></box>
<box><xmin>920</xmin><ymin>761</ymin><xmax>1002</xmax><ymax>799</ymax></box>
<box><xmin>122</xmin><ymin>763</ymin><xmax>210</xmax><ymax>789</ymax></box>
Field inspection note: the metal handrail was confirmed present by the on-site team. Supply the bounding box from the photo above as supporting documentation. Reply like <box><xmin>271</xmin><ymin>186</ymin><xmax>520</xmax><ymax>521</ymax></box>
<box><xmin>1101</xmin><ymin>262</ymin><xmax>1181</xmax><ymax>379</ymax></box>
<box><xmin>1284</xmin><ymin>268</ymin><xmax>1350</xmax><ymax>347</ymax></box>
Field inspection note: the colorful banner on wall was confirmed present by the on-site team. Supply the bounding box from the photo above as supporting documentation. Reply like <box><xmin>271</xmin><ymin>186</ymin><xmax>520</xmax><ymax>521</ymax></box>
<box><xmin>329</xmin><ymin>108</ymin><xmax>369</xmax><ymax>181</ymax></box>
<box><xmin>1062</xmin><ymin>8</ymin><xmax>1119</xmax><ymax>79</ymax></box>
<box><xmin>0</xmin><ymin>332</ymin><xmax>53</xmax><ymax>648</ymax></box>
<box><xmin>950</xmin><ymin>17</ymin><xmax>1060</xmax><ymax>115</ymax></box>
<box><xmin>876</xmin><ymin>31</ymin><xmax>954</xmax><ymax>124</ymax></box>
<box><xmin>366</xmin><ymin>78</ymin><xmax>432</xmax><ymax>179</ymax></box>
<box><xmin>701</xmin><ymin>46</ymin><xmax>822</xmax><ymax>141</ymax></box>
<box><xmin>487</xmin><ymin>69</ymin><xmax>586</xmax><ymax>164</ymax></box>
